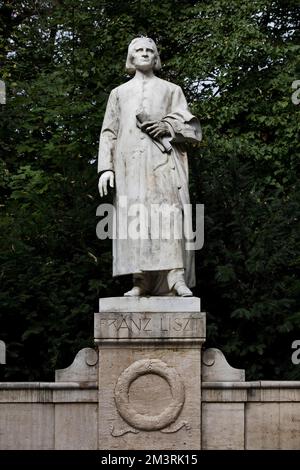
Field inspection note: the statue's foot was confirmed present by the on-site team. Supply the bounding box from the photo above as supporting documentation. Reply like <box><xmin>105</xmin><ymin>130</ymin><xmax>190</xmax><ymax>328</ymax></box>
<box><xmin>173</xmin><ymin>281</ymin><xmax>193</xmax><ymax>297</ymax></box>
<box><xmin>124</xmin><ymin>286</ymin><xmax>147</xmax><ymax>297</ymax></box>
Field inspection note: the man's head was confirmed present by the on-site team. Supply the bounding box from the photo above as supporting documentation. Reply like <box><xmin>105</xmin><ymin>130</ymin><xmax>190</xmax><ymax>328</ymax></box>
<box><xmin>125</xmin><ymin>37</ymin><xmax>161</xmax><ymax>74</ymax></box>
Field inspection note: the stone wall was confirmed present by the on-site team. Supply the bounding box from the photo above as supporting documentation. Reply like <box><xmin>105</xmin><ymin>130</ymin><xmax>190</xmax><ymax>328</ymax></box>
<box><xmin>202</xmin><ymin>381</ymin><xmax>300</xmax><ymax>449</ymax></box>
<box><xmin>0</xmin><ymin>382</ymin><xmax>98</xmax><ymax>449</ymax></box>
<box><xmin>1</xmin><ymin>347</ymin><xmax>300</xmax><ymax>450</ymax></box>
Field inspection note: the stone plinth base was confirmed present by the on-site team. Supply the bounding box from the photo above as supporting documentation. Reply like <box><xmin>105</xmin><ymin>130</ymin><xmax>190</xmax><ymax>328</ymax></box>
<box><xmin>95</xmin><ymin>297</ymin><xmax>205</xmax><ymax>450</ymax></box>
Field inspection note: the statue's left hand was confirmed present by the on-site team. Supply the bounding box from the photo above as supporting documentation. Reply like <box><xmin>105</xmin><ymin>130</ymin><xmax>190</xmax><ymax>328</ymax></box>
<box><xmin>141</xmin><ymin>120</ymin><xmax>169</xmax><ymax>139</ymax></box>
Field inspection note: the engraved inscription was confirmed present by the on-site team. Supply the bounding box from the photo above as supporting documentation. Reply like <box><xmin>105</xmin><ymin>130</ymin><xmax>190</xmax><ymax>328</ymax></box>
<box><xmin>160</xmin><ymin>317</ymin><xmax>196</xmax><ymax>332</ymax></box>
<box><xmin>95</xmin><ymin>312</ymin><xmax>204</xmax><ymax>340</ymax></box>
<box><xmin>103</xmin><ymin>317</ymin><xmax>153</xmax><ymax>332</ymax></box>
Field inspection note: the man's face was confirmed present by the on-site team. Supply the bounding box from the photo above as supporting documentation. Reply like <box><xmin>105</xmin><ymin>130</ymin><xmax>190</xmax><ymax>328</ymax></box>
<box><xmin>131</xmin><ymin>40</ymin><xmax>156</xmax><ymax>72</ymax></box>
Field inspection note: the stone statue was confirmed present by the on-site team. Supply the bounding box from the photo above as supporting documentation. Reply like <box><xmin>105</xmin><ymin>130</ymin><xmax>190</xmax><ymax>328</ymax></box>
<box><xmin>98</xmin><ymin>37</ymin><xmax>202</xmax><ymax>297</ymax></box>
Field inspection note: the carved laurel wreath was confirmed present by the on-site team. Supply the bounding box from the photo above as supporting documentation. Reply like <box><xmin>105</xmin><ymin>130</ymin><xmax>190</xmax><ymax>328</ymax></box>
<box><xmin>114</xmin><ymin>358</ymin><xmax>185</xmax><ymax>431</ymax></box>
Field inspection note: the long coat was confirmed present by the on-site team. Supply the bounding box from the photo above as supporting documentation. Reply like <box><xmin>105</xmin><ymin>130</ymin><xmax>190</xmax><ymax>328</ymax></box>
<box><xmin>98</xmin><ymin>74</ymin><xmax>201</xmax><ymax>287</ymax></box>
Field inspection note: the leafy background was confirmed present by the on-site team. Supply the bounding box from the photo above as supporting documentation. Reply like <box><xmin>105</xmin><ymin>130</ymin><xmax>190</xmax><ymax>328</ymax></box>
<box><xmin>0</xmin><ymin>0</ymin><xmax>299</xmax><ymax>380</ymax></box>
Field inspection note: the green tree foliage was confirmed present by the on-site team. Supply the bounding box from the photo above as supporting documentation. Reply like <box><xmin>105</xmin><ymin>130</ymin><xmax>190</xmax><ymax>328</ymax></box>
<box><xmin>0</xmin><ymin>0</ymin><xmax>299</xmax><ymax>380</ymax></box>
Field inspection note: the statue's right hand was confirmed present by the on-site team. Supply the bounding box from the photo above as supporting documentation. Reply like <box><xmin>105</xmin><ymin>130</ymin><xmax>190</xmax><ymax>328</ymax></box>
<box><xmin>98</xmin><ymin>171</ymin><xmax>114</xmax><ymax>197</ymax></box>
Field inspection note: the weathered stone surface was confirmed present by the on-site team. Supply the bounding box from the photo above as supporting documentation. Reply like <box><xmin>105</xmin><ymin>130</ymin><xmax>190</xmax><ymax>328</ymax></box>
<box><xmin>202</xmin><ymin>386</ymin><xmax>247</xmax><ymax>402</ymax></box>
<box><xmin>202</xmin><ymin>403</ymin><xmax>245</xmax><ymax>449</ymax></box>
<box><xmin>53</xmin><ymin>389</ymin><xmax>97</xmax><ymax>403</ymax></box>
<box><xmin>246</xmin><ymin>401</ymin><xmax>300</xmax><ymax>449</ymax></box>
<box><xmin>0</xmin><ymin>403</ymin><xmax>54</xmax><ymax>449</ymax></box>
<box><xmin>0</xmin><ymin>386</ymin><xmax>53</xmax><ymax>403</ymax></box>
<box><xmin>0</xmin><ymin>383</ymin><xmax>97</xmax><ymax>407</ymax></box>
<box><xmin>277</xmin><ymin>403</ymin><xmax>300</xmax><ymax>449</ymax></box>
<box><xmin>95</xmin><ymin>311</ymin><xmax>205</xmax><ymax>343</ymax></box>
<box><xmin>1</xmin><ymin>375</ymin><xmax>300</xmax><ymax>448</ymax></box>
<box><xmin>97</xmin><ymin>296</ymin><xmax>204</xmax><ymax>450</ymax></box>
<box><xmin>98</xmin><ymin>347</ymin><xmax>201</xmax><ymax>450</ymax></box>
<box><xmin>55</xmin><ymin>403</ymin><xmax>98</xmax><ymax>449</ymax></box>
<box><xmin>55</xmin><ymin>347</ymin><xmax>98</xmax><ymax>383</ymax></box>
<box><xmin>95</xmin><ymin>297</ymin><xmax>204</xmax><ymax>344</ymax></box>
<box><xmin>99</xmin><ymin>296</ymin><xmax>200</xmax><ymax>312</ymax></box>
<box><xmin>246</xmin><ymin>402</ymin><xmax>281</xmax><ymax>449</ymax></box>
<box><xmin>202</xmin><ymin>348</ymin><xmax>245</xmax><ymax>382</ymax></box>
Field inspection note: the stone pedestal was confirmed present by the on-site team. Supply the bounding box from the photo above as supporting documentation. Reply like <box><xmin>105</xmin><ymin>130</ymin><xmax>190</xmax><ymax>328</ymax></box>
<box><xmin>94</xmin><ymin>297</ymin><xmax>205</xmax><ymax>450</ymax></box>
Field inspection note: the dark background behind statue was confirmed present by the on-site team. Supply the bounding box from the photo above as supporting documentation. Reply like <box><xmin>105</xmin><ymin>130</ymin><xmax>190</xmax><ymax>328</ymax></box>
<box><xmin>0</xmin><ymin>0</ymin><xmax>299</xmax><ymax>381</ymax></box>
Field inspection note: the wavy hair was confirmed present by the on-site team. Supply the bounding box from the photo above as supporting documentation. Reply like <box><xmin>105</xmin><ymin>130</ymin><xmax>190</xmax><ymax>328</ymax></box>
<box><xmin>125</xmin><ymin>37</ymin><xmax>161</xmax><ymax>74</ymax></box>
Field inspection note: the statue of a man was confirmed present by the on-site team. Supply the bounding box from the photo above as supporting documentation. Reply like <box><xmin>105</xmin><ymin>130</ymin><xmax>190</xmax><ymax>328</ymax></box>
<box><xmin>98</xmin><ymin>37</ymin><xmax>202</xmax><ymax>297</ymax></box>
